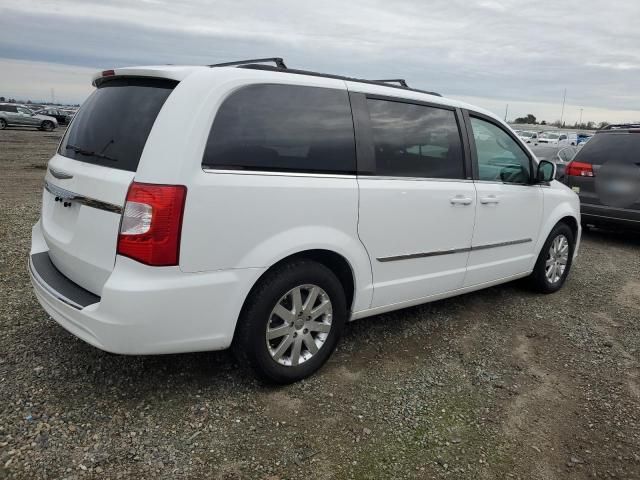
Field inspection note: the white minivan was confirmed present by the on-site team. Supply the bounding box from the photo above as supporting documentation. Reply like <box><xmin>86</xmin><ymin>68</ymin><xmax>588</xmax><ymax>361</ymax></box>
<box><xmin>29</xmin><ymin>58</ymin><xmax>581</xmax><ymax>383</ymax></box>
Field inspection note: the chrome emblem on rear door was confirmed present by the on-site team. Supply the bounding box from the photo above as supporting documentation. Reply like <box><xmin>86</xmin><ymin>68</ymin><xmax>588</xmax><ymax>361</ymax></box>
<box><xmin>49</xmin><ymin>167</ymin><xmax>74</xmax><ymax>180</ymax></box>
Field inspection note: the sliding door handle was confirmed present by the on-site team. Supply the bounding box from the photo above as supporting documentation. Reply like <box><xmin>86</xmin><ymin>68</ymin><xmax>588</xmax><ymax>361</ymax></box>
<box><xmin>480</xmin><ymin>195</ymin><xmax>500</xmax><ymax>205</ymax></box>
<box><xmin>450</xmin><ymin>195</ymin><xmax>473</xmax><ymax>205</ymax></box>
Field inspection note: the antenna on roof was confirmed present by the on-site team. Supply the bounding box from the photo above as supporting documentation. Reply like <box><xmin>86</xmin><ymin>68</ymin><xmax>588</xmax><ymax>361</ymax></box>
<box><xmin>373</xmin><ymin>79</ymin><xmax>409</xmax><ymax>88</ymax></box>
<box><xmin>209</xmin><ymin>57</ymin><xmax>287</xmax><ymax>69</ymax></box>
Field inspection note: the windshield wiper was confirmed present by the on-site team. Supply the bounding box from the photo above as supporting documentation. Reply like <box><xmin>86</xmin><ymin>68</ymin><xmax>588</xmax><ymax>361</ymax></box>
<box><xmin>65</xmin><ymin>144</ymin><xmax>118</xmax><ymax>162</ymax></box>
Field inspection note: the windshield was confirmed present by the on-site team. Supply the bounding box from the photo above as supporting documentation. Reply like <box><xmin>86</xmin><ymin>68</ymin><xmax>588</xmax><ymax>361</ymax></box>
<box><xmin>520</xmin><ymin>131</ymin><xmax>533</xmax><ymax>137</ymax></box>
<box><xmin>58</xmin><ymin>78</ymin><xmax>177</xmax><ymax>172</ymax></box>
<box><xmin>541</xmin><ymin>133</ymin><xmax>559</xmax><ymax>139</ymax></box>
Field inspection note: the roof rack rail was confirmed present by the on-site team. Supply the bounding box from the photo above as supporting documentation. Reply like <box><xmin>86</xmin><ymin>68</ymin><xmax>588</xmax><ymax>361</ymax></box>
<box><xmin>600</xmin><ymin>123</ymin><xmax>640</xmax><ymax>130</ymax></box>
<box><xmin>208</xmin><ymin>58</ymin><xmax>442</xmax><ymax>97</ymax></box>
<box><xmin>209</xmin><ymin>57</ymin><xmax>287</xmax><ymax>69</ymax></box>
<box><xmin>372</xmin><ymin>79</ymin><xmax>409</xmax><ymax>88</ymax></box>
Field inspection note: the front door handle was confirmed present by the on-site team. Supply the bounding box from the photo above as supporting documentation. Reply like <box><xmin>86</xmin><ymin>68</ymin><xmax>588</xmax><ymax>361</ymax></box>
<box><xmin>450</xmin><ymin>195</ymin><xmax>473</xmax><ymax>205</ymax></box>
<box><xmin>480</xmin><ymin>195</ymin><xmax>500</xmax><ymax>205</ymax></box>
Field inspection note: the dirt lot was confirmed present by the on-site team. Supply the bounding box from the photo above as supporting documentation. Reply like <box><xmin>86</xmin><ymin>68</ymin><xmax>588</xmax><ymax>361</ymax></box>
<box><xmin>1</xmin><ymin>127</ymin><xmax>639</xmax><ymax>480</ymax></box>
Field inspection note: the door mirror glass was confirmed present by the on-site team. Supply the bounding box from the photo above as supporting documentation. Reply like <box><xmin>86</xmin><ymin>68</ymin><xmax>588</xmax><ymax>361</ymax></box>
<box><xmin>537</xmin><ymin>160</ymin><xmax>556</xmax><ymax>182</ymax></box>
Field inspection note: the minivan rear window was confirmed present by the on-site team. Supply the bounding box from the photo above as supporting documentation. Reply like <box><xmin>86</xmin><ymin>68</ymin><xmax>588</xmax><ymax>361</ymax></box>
<box><xmin>59</xmin><ymin>78</ymin><xmax>177</xmax><ymax>172</ymax></box>
<box><xmin>203</xmin><ymin>84</ymin><xmax>356</xmax><ymax>174</ymax></box>
<box><xmin>573</xmin><ymin>132</ymin><xmax>640</xmax><ymax>165</ymax></box>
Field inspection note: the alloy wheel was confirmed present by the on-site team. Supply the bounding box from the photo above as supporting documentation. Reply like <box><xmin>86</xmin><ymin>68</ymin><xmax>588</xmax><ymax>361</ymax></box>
<box><xmin>266</xmin><ymin>284</ymin><xmax>333</xmax><ymax>367</ymax></box>
<box><xmin>545</xmin><ymin>234</ymin><xmax>569</xmax><ymax>284</ymax></box>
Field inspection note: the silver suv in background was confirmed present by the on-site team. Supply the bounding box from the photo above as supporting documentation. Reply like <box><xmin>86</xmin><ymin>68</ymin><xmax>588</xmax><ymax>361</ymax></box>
<box><xmin>0</xmin><ymin>104</ymin><xmax>58</xmax><ymax>131</ymax></box>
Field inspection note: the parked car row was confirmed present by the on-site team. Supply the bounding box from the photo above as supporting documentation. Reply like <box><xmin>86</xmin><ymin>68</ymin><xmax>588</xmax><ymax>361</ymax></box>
<box><xmin>0</xmin><ymin>104</ymin><xmax>58</xmax><ymax>131</ymax></box>
<box><xmin>515</xmin><ymin>129</ymin><xmax>593</xmax><ymax>147</ymax></box>
<box><xmin>0</xmin><ymin>103</ymin><xmax>77</xmax><ymax>131</ymax></box>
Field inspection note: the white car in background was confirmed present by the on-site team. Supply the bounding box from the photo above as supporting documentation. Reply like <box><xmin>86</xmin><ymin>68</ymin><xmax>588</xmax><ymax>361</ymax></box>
<box><xmin>538</xmin><ymin>131</ymin><xmax>578</xmax><ymax>146</ymax></box>
<box><xmin>517</xmin><ymin>130</ymin><xmax>539</xmax><ymax>144</ymax></box>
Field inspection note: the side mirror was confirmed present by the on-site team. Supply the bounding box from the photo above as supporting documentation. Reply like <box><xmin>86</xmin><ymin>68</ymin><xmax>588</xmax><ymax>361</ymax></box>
<box><xmin>537</xmin><ymin>160</ymin><xmax>556</xmax><ymax>183</ymax></box>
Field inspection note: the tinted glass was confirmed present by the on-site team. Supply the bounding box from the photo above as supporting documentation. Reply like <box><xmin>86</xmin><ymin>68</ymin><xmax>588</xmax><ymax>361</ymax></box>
<box><xmin>573</xmin><ymin>132</ymin><xmax>640</xmax><ymax>165</ymax></box>
<box><xmin>471</xmin><ymin>117</ymin><xmax>531</xmax><ymax>183</ymax></box>
<box><xmin>558</xmin><ymin>146</ymin><xmax>577</xmax><ymax>162</ymax></box>
<box><xmin>203</xmin><ymin>84</ymin><xmax>355</xmax><ymax>173</ymax></box>
<box><xmin>59</xmin><ymin>78</ymin><xmax>177</xmax><ymax>172</ymax></box>
<box><xmin>367</xmin><ymin>99</ymin><xmax>464</xmax><ymax>179</ymax></box>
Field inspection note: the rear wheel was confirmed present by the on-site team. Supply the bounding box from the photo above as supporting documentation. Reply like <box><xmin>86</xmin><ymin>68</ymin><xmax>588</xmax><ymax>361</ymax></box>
<box><xmin>0</xmin><ymin>118</ymin><xmax>6</xmax><ymax>130</ymax></box>
<box><xmin>233</xmin><ymin>259</ymin><xmax>347</xmax><ymax>384</ymax></box>
<box><xmin>529</xmin><ymin>223</ymin><xmax>575</xmax><ymax>293</ymax></box>
<box><xmin>40</xmin><ymin>121</ymin><xmax>54</xmax><ymax>131</ymax></box>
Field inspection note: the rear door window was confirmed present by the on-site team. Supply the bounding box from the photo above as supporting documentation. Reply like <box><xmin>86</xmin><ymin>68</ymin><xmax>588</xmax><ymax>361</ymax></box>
<box><xmin>366</xmin><ymin>98</ymin><xmax>465</xmax><ymax>179</ymax></box>
<box><xmin>203</xmin><ymin>84</ymin><xmax>356</xmax><ymax>174</ymax></box>
<box><xmin>573</xmin><ymin>133</ymin><xmax>640</xmax><ymax>165</ymax></box>
<box><xmin>59</xmin><ymin>78</ymin><xmax>177</xmax><ymax>172</ymax></box>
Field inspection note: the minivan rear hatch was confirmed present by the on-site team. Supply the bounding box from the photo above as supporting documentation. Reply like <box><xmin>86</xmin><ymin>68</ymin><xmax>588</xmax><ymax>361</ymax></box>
<box><xmin>41</xmin><ymin>76</ymin><xmax>177</xmax><ymax>295</ymax></box>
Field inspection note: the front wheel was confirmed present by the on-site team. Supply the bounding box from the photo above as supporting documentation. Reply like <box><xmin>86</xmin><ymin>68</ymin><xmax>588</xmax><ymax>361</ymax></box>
<box><xmin>233</xmin><ymin>260</ymin><xmax>347</xmax><ymax>384</ymax></box>
<box><xmin>529</xmin><ymin>223</ymin><xmax>575</xmax><ymax>293</ymax></box>
<box><xmin>0</xmin><ymin>118</ymin><xmax>6</xmax><ymax>130</ymax></box>
<box><xmin>40</xmin><ymin>121</ymin><xmax>55</xmax><ymax>131</ymax></box>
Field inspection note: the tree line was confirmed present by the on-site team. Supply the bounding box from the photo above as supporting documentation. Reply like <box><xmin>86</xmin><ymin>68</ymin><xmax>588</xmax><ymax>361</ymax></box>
<box><xmin>512</xmin><ymin>113</ymin><xmax>612</xmax><ymax>130</ymax></box>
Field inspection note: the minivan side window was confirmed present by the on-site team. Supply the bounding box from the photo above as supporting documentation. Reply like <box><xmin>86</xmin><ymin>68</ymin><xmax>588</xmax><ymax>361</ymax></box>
<box><xmin>470</xmin><ymin>117</ymin><xmax>531</xmax><ymax>184</ymax></box>
<box><xmin>203</xmin><ymin>84</ymin><xmax>356</xmax><ymax>174</ymax></box>
<box><xmin>366</xmin><ymin>99</ymin><xmax>464</xmax><ymax>179</ymax></box>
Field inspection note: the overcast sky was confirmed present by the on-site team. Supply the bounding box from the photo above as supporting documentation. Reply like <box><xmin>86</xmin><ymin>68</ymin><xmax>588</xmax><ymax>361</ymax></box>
<box><xmin>1</xmin><ymin>0</ymin><xmax>639</xmax><ymax>123</ymax></box>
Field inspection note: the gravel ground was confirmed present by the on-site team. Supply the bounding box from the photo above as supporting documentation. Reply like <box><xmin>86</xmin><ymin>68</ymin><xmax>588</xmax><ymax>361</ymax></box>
<box><xmin>1</xmin><ymin>127</ymin><xmax>639</xmax><ymax>479</ymax></box>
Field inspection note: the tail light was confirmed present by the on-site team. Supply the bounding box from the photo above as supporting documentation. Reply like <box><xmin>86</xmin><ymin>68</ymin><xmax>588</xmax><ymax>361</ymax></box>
<box><xmin>565</xmin><ymin>161</ymin><xmax>594</xmax><ymax>177</ymax></box>
<box><xmin>117</xmin><ymin>182</ymin><xmax>187</xmax><ymax>266</ymax></box>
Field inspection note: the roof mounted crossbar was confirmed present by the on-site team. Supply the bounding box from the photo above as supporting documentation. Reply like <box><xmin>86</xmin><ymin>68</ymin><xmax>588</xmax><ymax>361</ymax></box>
<box><xmin>209</xmin><ymin>57</ymin><xmax>287</xmax><ymax>69</ymax></box>
<box><xmin>373</xmin><ymin>79</ymin><xmax>409</xmax><ymax>88</ymax></box>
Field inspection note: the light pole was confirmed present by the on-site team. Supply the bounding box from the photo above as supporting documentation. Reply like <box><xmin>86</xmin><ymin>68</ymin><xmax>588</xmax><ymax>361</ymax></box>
<box><xmin>579</xmin><ymin>108</ymin><xmax>583</xmax><ymax>127</ymax></box>
<box><xmin>560</xmin><ymin>88</ymin><xmax>566</xmax><ymax>126</ymax></box>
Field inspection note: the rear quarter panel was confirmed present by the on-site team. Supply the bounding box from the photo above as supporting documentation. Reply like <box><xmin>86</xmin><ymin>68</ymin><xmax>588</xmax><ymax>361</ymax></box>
<box><xmin>134</xmin><ymin>68</ymin><xmax>374</xmax><ymax>313</ymax></box>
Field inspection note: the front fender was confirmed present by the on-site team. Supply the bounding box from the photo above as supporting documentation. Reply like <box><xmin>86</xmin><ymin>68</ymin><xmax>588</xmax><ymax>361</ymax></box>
<box><xmin>533</xmin><ymin>184</ymin><xmax>581</xmax><ymax>266</ymax></box>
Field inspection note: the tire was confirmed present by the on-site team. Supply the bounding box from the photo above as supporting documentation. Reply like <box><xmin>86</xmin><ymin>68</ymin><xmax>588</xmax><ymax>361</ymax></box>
<box><xmin>529</xmin><ymin>223</ymin><xmax>575</xmax><ymax>293</ymax></box>
<box><xmin>0</xmin><ymin>118</ymin><xmax>6</xmax><ymax>130</ymax></box>
<box><xmin>41</xmin><ymin>121</ymin><xmax>54</xmax><ymax>132</ymax></box>
<box><xmin>232</xmin><ymin>259</ymin><xmax>347</xmax><ymax>384</ymax></box>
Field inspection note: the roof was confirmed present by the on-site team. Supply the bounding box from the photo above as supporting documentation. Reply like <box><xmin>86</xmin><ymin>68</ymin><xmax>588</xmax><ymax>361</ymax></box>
<box><xmin>91</xmin><ymin>58</ymin><xmax>501</xmax><ymax>122</ymax></box>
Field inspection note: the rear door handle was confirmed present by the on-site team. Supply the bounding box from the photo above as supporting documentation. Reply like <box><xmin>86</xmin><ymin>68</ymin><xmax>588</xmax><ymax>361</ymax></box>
<box><xmin>480</xmin><ymin>195</ymin><xmax>500</xmax><ymax>205</ymax></box>
<box><xmin>450</xmin><ymin>195</ymin><xmax>473</xmax><ymax>205</ymax></box>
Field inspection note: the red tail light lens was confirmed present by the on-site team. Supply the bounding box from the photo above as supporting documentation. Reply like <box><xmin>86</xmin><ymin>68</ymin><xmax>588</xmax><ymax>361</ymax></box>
<box><xmin>102</xmin><ymin>69</ymin><xmax>115</xmax><ymax>77</ymax></box>
<box><xmin>565</xmin><ymin>161</ymin><xmax>594</xmax><ymax>177</ymax></box>
<box><xmin>117</xmin><ymin>182</ymin><xmax>187</xmax><ymax>266</ymax></box>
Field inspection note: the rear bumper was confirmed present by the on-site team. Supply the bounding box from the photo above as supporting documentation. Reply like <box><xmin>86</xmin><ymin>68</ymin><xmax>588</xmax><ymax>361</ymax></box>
<box><xmin>581</xmin><ymin>204</ymin><xmax>640</xmax><ymax>229</ymax></box>
<box><xmin>29</xmin><ymin>220</ymin><xmax>264</xmax><ymax>355</ymax></box>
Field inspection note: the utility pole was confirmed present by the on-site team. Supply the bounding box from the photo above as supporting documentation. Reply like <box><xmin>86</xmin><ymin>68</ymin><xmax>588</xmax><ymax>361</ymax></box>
<box><xmin>579</xmin><ymin>108</ymin><xmax>583</xmax><ymax>127</ymax></box>
<box><xmin>504</xmin><ymin>104</ymin><xmax>509</xmax><ymax>122</ymax></box>
<box><xmin>560</xmin><ymin>88</ymin><xmax>566</xmax><ymax>126</ymax></box>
